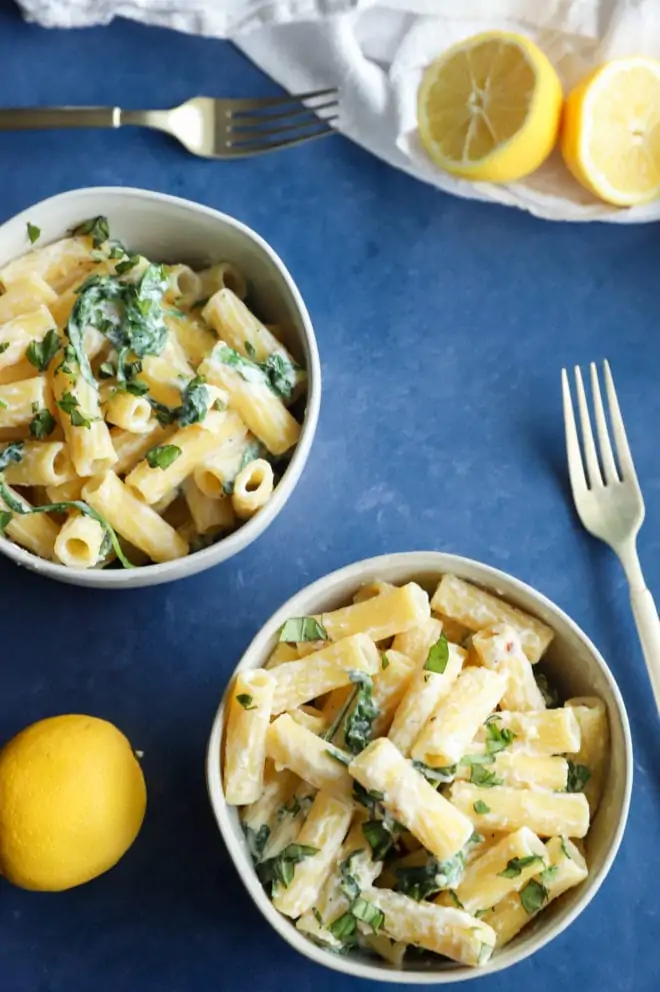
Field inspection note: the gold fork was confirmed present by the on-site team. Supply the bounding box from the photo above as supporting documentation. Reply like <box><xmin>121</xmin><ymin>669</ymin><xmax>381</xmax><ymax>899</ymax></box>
<box><xmin>0</xmin><ymin>89</ymin><xmax>339</xmax><ymax>159</ymax></box>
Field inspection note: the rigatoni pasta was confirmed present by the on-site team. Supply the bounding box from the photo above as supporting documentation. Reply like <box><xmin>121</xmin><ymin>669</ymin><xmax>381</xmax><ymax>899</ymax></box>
<box><xmin>220</xmin><ymin>572</ymin><xmax>608</xmax><ymax>970</ymax></box>
<box><xmin>0</xmin><ymin>215</ymin><xmax>306</xmax><ymax>568</ymax></box>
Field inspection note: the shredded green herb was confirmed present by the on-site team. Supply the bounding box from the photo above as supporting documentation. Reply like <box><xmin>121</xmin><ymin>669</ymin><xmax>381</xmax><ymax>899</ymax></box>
<box><xmin>497</xmin><ymin>856</ymin><xmax>545</xmax><ymax>879</ymax></box>
<box><xmin>146</xmin><ymin>444</ymin><xmax>182</xmax><ymax>470</ymax></box>
<box><xmin>26</xmin><ymin>328</ymin><xmax>60</xmax><ymax>372</ymax></box>
<box><xmin>424</xmin><ymin>633</ymin><xmax>449</xmax><ymax>674</ymax></box>
<box><xmin>27</xmin><ymin>222</ymin><xmax>41</xmax><ymax>244</ymax></box>
<box><xmin>29</xmin><ymin>408</ymin><xmax>56</xmax><ymax>440</ymax></box>
<box><xmin>566</xmin><ymin>760</ymin><xmax>591</xmax><ymax>793</ymax></box>
<box><xmin>519</xmin><ymin>878</ymin><xmax>549</xmax><ymax>915</ymax></box>
<box><xmin>279</xmin><ymin>617</ymin><xmax>327</xmax><ymax>642</ymax></box>
<box><xmin>245</xmin><ymin>824</ymin><xmax>270</xmax><ymax>863</ymax></box>
<box><xmin>258</xmin><ymin>843</ymin><xmax>319</xmax><ymax>891</ymax></box>
<box><xmin>395</xmin><ymin>851</ymin><xmax>465</xmax><ymax>901</ymax></box>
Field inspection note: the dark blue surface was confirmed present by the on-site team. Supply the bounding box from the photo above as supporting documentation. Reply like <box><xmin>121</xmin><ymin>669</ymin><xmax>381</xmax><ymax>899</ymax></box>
<box><xmin>0</xmin><ymin>4</ymin><xmax>658</xmax><ymax>990</ymax></box>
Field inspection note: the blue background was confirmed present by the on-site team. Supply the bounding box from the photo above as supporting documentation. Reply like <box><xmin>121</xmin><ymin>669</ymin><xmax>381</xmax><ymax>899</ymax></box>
<box><xmin>0</xmin><ymin>4</ymin><xmax>658</xmax><ymax>989</ymax></box>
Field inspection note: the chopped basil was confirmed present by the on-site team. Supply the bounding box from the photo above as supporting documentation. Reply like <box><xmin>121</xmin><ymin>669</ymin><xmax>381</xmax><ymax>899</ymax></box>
<box><xmin>124</xmin><ymin>379</ymin><xmax>150</xmax><ymax>397</ymax></box>
<box><xmin>351</xmin><ymin>897</ymin><xmax>384</xmax><ymax>933</ymax></box>
<box><xmin>461</xmin><ymin>753</ymin><xmax>496</xmax><ymax>767</ymax></box>
<box><xmin>148</xmin><ymin>397</ymin><xmax>178</xmax><ymax>427</ymax></box>
<box><xmin>27</xmin><ymin>222</ymin><xmax>41</xmax><ymax>244</ymax></box>
<box><xmin>56</xmin><ymin>391</ymin><xmax>93</xmax><ymax>429</ymax></box>
<box><xmin>245</xmin><ymin>341</ymin><xmax>257</xmax><ymax>360</ymax></box>
<box><xmin>245</xmin><ymin>824</ymin><xmax>270</xmax><ymax>863</ymax></box>
<box><xmin>473</xmin><ymin>800</ymin><xmax>491</xmax><ymax>814</ymax></box>
<box><xmin>424</xmin><ymin>633</ymin><xmax>449</xmax><ymax>674</ymax></box>
<box><xmin>258</xmin><ymin>843</ymin><xmax>319</xmax><ymax>891</ymax></box>
<box><xmin>279</xmin><ymin>616</ymin><xmax>328</xmax><ymax>643</ymax></box>
<box><xmin>469</xmin><ymin>764</ymin><xmax>503</xmax><ymax>787</ymax></box>
<box><xmin>362</xmin><ymin>820</ymin><xmax>395</xmax><ymax>861</ymax></box>
<box><xmin>323</xmin><ymin>688</ymin><xmax>359</xmax><ymax>745</ymax></box>
<box><xmin>0</xmin><ymin>441</ymin><xmax>24</xmax><ymax>472</ymax></box>
<box><xmin>498</xmin><ymin>855</ymin><xmax>545</xmax><ymax>879</ymax></box>
<box><xmin>98</xmin><ymin>361</ymin><xmax>116</xmax><ymax>379</ymax></box>
<box><xmin>115</xmin><ymin>254</ymin><xmax>140</xmax><ymax>276</ymax></box>
<box><xmin>560</xmin><ymin>836</ymin><xmax>572</xmax><ymax>860</ymax></box>
<box><xmin>535</xmin><ymin>671</ymin><xmax>560</xmax><ymax>708</ymax></box>
<box><xmin>0</xmin><ymin>398</ymin><xmax>6</xmax><ymax>409</ymax></box>
<box><xmin>261</xmin><ymin>352</ymin><xmax>297</xmax><ymax>401</ymax></box>
<box><xmin>0</xmin><ymin>481</ymin><xmax>134</xmax><ymax>569</ymax></box>
<box><xmin>395</xmin><ymin>851</ymin><xmax>465</xmax><ymax>900</ymax></box>
<box><xmin>352</xmin><ymin>782</ymin><xmax>384</xmax><ymax>816</ymax></box>
<box><xmin>29</xmin><ymin>408</ymin><xmax>56</xmax><ymax>440</ymax></box>
<box><xmin>539</xmin><ymin>865</ymin><xmax>559</xmax><ymax>885</ymax></box>
<box><xmin>212</xmin><ymin>398</ymin><xmax>226</xmax><ymax>412</ymax></box>
<box><xmin>146</xmin><ymin>444</ymin><xmax>182</xmax><ymax>470</ymax></box>
<box><xmin>329</xmin><ymin>911</ymin><xmax>357</xmax><ymax>944</ymax></box>
<box><xmin>567</xmin><ymin>760</ymin><xmax>591</xmax><ymax>793</ymax></box>
<box><xmin>469</xmin><ymin>830</ymin><xmax>484</xmax><ymax>846</ymax></box>
<box><xmin>474</xmin><ymin>908</ymin><xmax>493</xmax><ymax>919</ymax></box>
<box><xmin>0</xmin><ymin>510</ymin><xmax>12</xmax><ymax>533</ymax></box>
<box><xmin>236</xmin><ymin>693</ymin><xmax>256</xmax><ymax>711</ymax></box>
<box><xmin>276</xmin><ymin>794</ymin><xmax>313</xmax><ymax>821</ymax></box>
<box><xmin>177</xmin><ymin>375</ymin><xmax>211</xmax><ymax>427</ymax></box>
<box><xmin>447</xmin><ymin>890</ymin><xmax>464</xmax><ymax>909</ymax></box>
<box><xmin>339</xmin><ymin>851</ymin><xmax>362</xmax><ymax>903</ymax></box>
<box><xmin>484</xmin><ymin>720</ymin><xmax>516</xmax><ymax>754</ymax></box>
<box><xmin>312</xmin><ymin>907</ymin><xmax>324</xmax><ymax>927</ymax></box>
<box><xmin>72</xmin><ymin>215</ymin><xmax>110</xmax><ymax>247</ymax></box>
<box><xmin>326</xmin><ymin>748</ymin><xmax>350</xmax><ymax>766</ymax></box>
<box><xmin>212</xmin><ymin>342</ymin><xmax>299</xmax><ymax>402</ymax></box>
<box><xmin>519</xmin><ymin>878</ymin><xmax>549</xmax><ymax>915</ymax></box>
<box><xmin>412</xmin><ymin>760</ymin><xmax>456</xmax><ymax>786</ymax></box>
<box><xmin>26</xmin><ymin>328</ymin><xmax>60</xmax><ymax>372</ymax></box>
<box><xmin>381</xmin><ymin>653</ymin><xmax>390</xmax><ymax>670</ymax></box>
<box><xmin>0</xmin><ymin>342</ymin><xmax>9</xmax><ymax>355</ymax></box>
<box><xmin>66</xmin><ymin>263</ymin><xmax>168</xmax><ymax>387</ymax></box>
<box><xmin>344</xmin><ymin>671</ymin><xmax>379</xmax><ymax>754</ymax></box>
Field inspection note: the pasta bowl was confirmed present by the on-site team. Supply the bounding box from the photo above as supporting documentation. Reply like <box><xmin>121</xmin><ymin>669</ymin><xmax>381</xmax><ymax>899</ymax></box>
<box><xmin>206</xmin><ymin>551</ymin><xmax>632</xmax><ymax>983</ymax></box>
<box><xmin>0</xmin><ymin>187</ymin><xmax>320</xmax><ymax>588</ymax></box>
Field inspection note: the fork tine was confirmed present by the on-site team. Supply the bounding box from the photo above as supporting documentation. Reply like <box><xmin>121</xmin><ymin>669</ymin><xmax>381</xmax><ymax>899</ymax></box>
<box><xmin>574</xmin><ymin>365</ymin><xmax>603</xmax><ymax>488</ymax></box>
<box><xmin>589</xmin><ymin>362</ymin><xmax>619</xmax><ymax>484</ymax></box>
<box><xmin>562</xmin><ymin>368</ymin><xmax>588</xmax><ymax>497</ymax></box>
<box><xmin>227</xmin><ymin>124</ymin><xmax>337</xmax><ymax>157</ymax></box>
<box><xmin>231</xmin><ymin>88</ymin><xmax>338</xmax><ymax>114</ymax></box>
<box><xmin>603</xmin><ymin>359</ymin><xmax>640</xmax><ymax>486</ymax></box>
<box><xmin>230</xmin><ymin>115</ymin><xmax>339</xmax><ymax>143</ymax></box>
<box><xmin>231</xmin><ymin>99</ymin><xmax>338</xmax><ymax>128</ymax></box>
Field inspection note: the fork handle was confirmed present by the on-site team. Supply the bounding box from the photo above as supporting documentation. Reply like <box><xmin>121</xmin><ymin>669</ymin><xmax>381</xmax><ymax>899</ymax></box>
<box><xmin>0</xmin><ymin>108</ymin><xmax>120</xmax><ymax>130</ymax></box>
<box><xmin>630</xmin><ymin>587</ymin><xmax>660</xmax><ymax>713</ymax></box>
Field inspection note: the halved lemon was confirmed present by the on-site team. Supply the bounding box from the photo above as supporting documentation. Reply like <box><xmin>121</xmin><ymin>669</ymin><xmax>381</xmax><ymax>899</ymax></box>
<box><xmin>417</xmin><ymin>31</ymin><xmax>563</xmax><ymax>183</ymax></box>
<box><xmin>561</xmin><ymin>57</ymin><xmax>660</xmax><ymax>206</ymax></box>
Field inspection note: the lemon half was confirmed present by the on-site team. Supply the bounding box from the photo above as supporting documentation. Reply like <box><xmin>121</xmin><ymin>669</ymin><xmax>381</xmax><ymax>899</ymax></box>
<box><xmin>417</xmin><ymin>31</ymin><xmax>563</xmax><ymax>183</ymax></box>
<box><xmin>561</xmin><ymin>57</ymin><xmax>660</xmax><ymax>206</ymax></box>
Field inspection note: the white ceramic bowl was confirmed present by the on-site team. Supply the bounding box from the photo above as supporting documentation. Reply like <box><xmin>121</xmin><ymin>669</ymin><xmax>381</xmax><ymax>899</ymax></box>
<box><xmin>206</xmin><ymin>551</ymin><xmax>632</xmax><ymax>983</ymax></box>
<box><xmin>0</xmin><ymin>187</ymin><xmax>320</xmax><ymax>588</ymax></box>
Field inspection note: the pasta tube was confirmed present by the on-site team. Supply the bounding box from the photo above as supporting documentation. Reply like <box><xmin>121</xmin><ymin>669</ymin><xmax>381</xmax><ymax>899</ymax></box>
<box><xmin>449</xmin><ymin>782</ymin><xmax>590</xmax><ymax>838</ymax></box>
<box><xmin>431</xmin><ymin>574</ymin><xmax>554</xmax><ymax>663</ymax></box>
<box><xmin>224</xmin><ymin>670</ymin><xmax>275</xmax><ymax>805</ymax></box>
<box><xmin>349</xmin><ymin>738</ymin><xmax>474</xmax><ymax>861</ymax></box>
<box><xmin>82</xmin><ymin>471</ymin><xmax>188</xmax><ymax>563</ymax></box>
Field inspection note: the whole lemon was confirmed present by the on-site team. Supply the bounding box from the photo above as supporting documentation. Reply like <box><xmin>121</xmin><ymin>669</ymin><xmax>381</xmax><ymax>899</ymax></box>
<box><xmin>0</xmin><ymin>714</ymin><xmax>146</xmax><ymax>891</ymax></box>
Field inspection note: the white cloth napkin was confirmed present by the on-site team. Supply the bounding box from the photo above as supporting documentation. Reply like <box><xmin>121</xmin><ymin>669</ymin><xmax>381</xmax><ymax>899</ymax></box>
<box><xmin>18</xmin><ymin>0</ymin><xmax>660</xmax><ymax>222</ymax></box>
